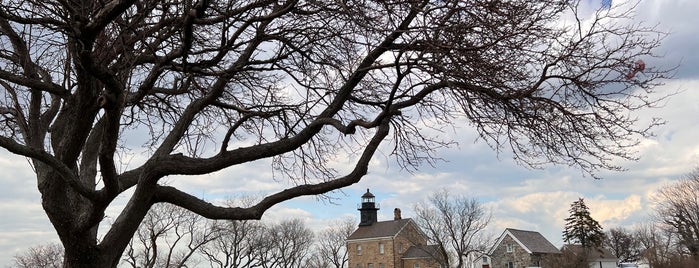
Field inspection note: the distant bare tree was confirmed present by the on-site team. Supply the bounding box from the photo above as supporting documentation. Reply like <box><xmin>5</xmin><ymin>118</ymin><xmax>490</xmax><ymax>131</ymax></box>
<box><xmin>653</xmin><ymin>167</ymin><xmax>699</xmax><ymax>264</ymax></box>
<box><xmin>634</xmin><ymin>223</ymin><xmax>698</xmax><ymax>268</ymax></box>
<box><xmin>414</xmin><ymin>190</ymin><xmax>492</xmax><ymax>268</ymax></box>
<box><xmin>258</xmin><ymin>219</ymin><xmax>315</xmax><ymax>268</ymax></box>
<box><xmin>0</xmin><ymin>0</ymin><xmax>671</xmax><ymax>266</ymax></box>
<box><xmin>301</xmin><ymin>253</ymin><xmax>331</xmax><ymax>268</ymax></box>
<box><xmin>604</xmin><ymin>227</ymin><xmax>641</xmax><ymax>263</ymax></box>
<box><xmin>121</xmin><ymin>203</ymin><xmax>222</xmax><ymax>268</ymax></box>
<box><xmin>314</xmin><ymin>218</ymin><xmax>355</xmax><ymax>268</ymax></box>
<box><xmin>10</xmin><ymin>243</ymin><xmax>63</xmax><ymax>268</ymax></box>
<box><xmin>198</xmin><ymin>219</ymin><xmax>265</xmax><ymax>268</ymax></box>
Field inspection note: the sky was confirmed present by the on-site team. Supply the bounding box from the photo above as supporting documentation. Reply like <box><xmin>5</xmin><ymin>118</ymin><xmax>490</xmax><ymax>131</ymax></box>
<box><xmin>2</xmin><ymin>0</ymin><xmax>699</xmax><ymax>265</ymax></box>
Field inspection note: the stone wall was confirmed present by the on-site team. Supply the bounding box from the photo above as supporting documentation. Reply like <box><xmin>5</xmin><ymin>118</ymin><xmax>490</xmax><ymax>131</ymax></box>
<box><xmin>348</xmin><ymin>238</ymin><xmax>396</xmax><ymax>268</ymax></box>
<box><xmin>403</xmin><ymin>258</ymin><xmax>441</xmax><ymax>268</ymax></box>
<box><xmin>490</xmin><ymin>235</ymin><xmax>533</xmax><ymax>268</ymax></box>
<box><xmin>347</xmin><ymin>220</ymin><xmax>439</xmax><ymax>268</ymax></box>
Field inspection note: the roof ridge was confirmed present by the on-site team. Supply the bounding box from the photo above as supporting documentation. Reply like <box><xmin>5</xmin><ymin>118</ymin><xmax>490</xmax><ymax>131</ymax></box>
<box><xmin>346</xmin><ymin>218</ymin><xmax>416</xmax><ymax>241</ymax></box>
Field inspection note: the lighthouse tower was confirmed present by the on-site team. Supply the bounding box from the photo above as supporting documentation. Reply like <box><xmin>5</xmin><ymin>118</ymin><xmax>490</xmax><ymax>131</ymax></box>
<box><xmin>358</xmin><ymin>189</ymin><xmax>379</xmax><ymax>226</ymax></box>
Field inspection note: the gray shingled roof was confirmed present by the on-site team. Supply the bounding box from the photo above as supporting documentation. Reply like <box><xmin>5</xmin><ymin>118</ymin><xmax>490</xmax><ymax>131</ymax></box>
<box><xmin>507</xmin><ymin>228</ymin><xmax>560</xmax><ymax>254</ymax></box>
<box><xmin>402</xmin><ymin>245</ymin><xmax>442</xmax><ymax>259</ymax></box>
<box><xmin>563</xmin><ymin>244</ymin><xmax>617</xmax><ymax>260</ymax></box>
<box><xmin>347</xmin><ymin>219</ymin><xmax>412</xmax><ymax>240</ymax></box>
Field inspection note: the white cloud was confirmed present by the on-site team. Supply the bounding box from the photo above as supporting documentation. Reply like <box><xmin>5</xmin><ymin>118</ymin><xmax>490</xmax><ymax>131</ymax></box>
<box><xmin>588</xmin><ymin>195</ymin><xmax>643</xmax><ymax>225</ymax></box>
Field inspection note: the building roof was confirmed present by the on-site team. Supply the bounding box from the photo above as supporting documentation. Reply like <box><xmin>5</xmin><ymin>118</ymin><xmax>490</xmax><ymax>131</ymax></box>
<box><xmin>347</xmin><ymin>218</ymin><xmax>413</xmax><ymax>241</ymax></box>
<box><xmin>402</xmin><ymin>244</ymin><xmax>443</xmax><ymax>260</ymax></box>
<box><xmin>491</xmin><ymin>228</ymin><xmax>561</xmax><ymax>255</ymax></box>
<box><xmin>562</xmin><ymin>244</ymin><xmax>617</xmax><ymax>261</ymax></box>
<box><xmin>361</xmin><ymin>189</ymin><xmax>375</xmax><ymax>198</ymax></box>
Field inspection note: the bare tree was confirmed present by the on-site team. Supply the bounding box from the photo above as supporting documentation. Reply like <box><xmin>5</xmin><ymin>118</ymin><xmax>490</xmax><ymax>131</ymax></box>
<box><xmin>301</xmin><ymin>253</ymin><xmax>331</xmax><ymax>268</ymax></box>
<box><xmin>199</xmin><ymin>219</ymin><xmax>265</xmax><ymax>268</ymax></box>
<box><xmin>10</xmin><ymin>243</ymin><xmax>63</xmax><ymax>268</ymax></box>
<box><xmin>121</xmin><ymin>203</ymin><xmax>222</xmax><ymax>268</ymax></box>
<box><xmin>604</xmin><ymin>227</ymin><xmax>641</xmax><ymax>263</ymax></box>
<box><xmin>314</xmin><ymin>218</ymin><xmax>355</xmax><ymax>268</ymax></box>
<box><xmin>192</xmin><ymin>217</ymin><xmax>316</xmax><ymax>268</ymax></box>
<box><xmin>653</xmin><ymin>167</ymin><xmax>699</xmax><ymax>263</ymax></box>
<box><xmin>414</xmin><ymin>190</ymin><xmax>492</xmax><ymax>268</ymax></box>
<box><xmin>257</xmin><ymin>219</ymin><xmax>315</xmax><ymax>268</ymax></box>
<box><xmin>0</xmin><ymin>0</ymin><xmax>670</xmax><ymax>266</ymax></box>
<box><xmin>634</xmin><ymin>223</ymin><xmax>699</xmax><ymax>268</ymax></box>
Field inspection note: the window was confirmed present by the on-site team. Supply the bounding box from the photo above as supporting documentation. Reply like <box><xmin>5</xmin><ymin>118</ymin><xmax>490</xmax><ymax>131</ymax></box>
<box><xmin>357</xmin><ymin>245</ymin><xmax>362</xmax><ymax>255</ymax></box>
<box><xmin>398</xmin><ymin>242</ymin><xmax>403</xmax><ymax>253</ymax></box>
<box><xmin>413</xmin><ymin>263</ymin><xmax>420</xmax><ymax>268</ymax></box>
<box><xmin>507</xmin><ymin>261</ymin><xmax>513</xmax><ymax>268</ymax></box>
<box><xmin>506</xmin><ymin>243</ymin><xmax>513</xmax><ymax>253</ymax></box>
<box><xmin>357</xmin><ymin>265</ymin><xmax>362</xmax><ymax>268</ymax></box>
<box><xmin>379</xmin><ymin>264</ymin><xmax>385</xmax><ymax>268</ymax></box>
<box><xmin>482</xmin><ymin>256</ymin><xmax>488</xmax><ymax>263</ymax></box>
<box><xmin>368</xmin><ymin>264</ymin><xmax>373</xmax><ymax>268</ymax></box>
<box><xmin>379</xmin><ymin>243</ymin><xmax>384</xmax><ymax>254</ymax></box>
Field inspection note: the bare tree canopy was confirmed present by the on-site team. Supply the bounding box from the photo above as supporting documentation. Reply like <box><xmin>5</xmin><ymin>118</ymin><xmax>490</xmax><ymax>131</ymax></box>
<box><xmin>0</xmin><ymin>0</ymin><xmax>669</xmax><ymax>266</ymax></box>
<box><xmin>603</xmin><ymin>226</ymin><xmax>641</xmax><ymax>263</ymax></box>
<box><xmin>10</xmin><ymin>243</ymin><xmax>64</xmax><ymax>268</ymax></box>
<box><xmin>314</xmin><ymin>218</ymin><xmax>356</xmax><ymax>268</ymax></box>
<box><xmin>122</xmin><ymin>203</ymin><xmax>222</xmax><ymax>268</ymax></box>
<box><xmin>653</xmin><ymin>167</ymin><xmax>699</xmax><ymax>263</ymax></box>
<box><xmin>635</xmin><ymin>222</ymin><xmax>699</xmax><ymax>268</ymax></box>
<box><xmin>414</xmin><ymin>190</ymin><xmax>492</xmax><ymax>267</ymax></box>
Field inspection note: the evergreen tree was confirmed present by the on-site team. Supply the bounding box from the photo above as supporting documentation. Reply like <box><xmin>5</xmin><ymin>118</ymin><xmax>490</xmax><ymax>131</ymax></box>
<box><xmin>563</xmin><ymin>198</ymin><xmax>605</xmax><ymax>248</ymax></box>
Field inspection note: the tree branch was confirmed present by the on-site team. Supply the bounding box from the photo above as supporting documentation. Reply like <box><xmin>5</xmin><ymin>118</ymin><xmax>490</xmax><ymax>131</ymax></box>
<box><xmin>0</xmin><ymin>136</ymin><xmax>99</xmax><ymax>200</ymax></box>
<box><xmin>153</xmin><ymin>118</ymin><xmax>391</xmax><ymax>220</ymax></box>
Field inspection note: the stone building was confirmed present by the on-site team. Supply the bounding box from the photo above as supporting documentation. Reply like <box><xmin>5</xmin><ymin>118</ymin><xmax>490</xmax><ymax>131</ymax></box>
<box><xmin>488</xmin><ymin>228</ymin><xmax>561</xmax><ymax>268</ymax></box>
<box><xmin>347</xmin><ymin>189</ymin><xmax>443</xmax><ymax>268</ymax></box>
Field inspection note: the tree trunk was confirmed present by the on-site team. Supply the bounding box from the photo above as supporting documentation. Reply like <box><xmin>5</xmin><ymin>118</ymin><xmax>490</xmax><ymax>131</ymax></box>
<box><xmin>63</xmin><ymin>248</ymin><xmax>115</xmax><ymax>268</ymax></box>
<box><xmin>37</xmin><ymin>166</ymin><xmax>122</xmax><ymax>268</ymax></box>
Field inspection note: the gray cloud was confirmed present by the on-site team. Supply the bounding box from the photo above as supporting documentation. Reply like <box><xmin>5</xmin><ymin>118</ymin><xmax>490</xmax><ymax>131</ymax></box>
<box><xmin>635</xmin><ymin>0</ymin><xmax>699</xmax><ymax>79</ymax></box>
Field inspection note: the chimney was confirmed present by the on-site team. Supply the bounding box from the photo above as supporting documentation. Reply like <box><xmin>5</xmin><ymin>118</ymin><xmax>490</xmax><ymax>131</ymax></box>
<box><xmin>394</xmin><ymin>208</ymin><xmax>402</xmax><ymax>220</ymax></box>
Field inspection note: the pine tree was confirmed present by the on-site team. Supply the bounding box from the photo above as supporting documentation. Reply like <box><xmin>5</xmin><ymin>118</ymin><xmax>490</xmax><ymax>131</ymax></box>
<box><xmin>563</xmin><ymin>198</ymin><xmax>605</xmax><ymax>248</ymax></box>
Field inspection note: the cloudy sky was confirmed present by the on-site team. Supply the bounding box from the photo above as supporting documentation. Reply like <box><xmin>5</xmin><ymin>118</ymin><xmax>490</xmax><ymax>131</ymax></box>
<box><xmin>1</xmin><ymin>0</ymin><xmax>699</xmax><ymax>265</ymax></box>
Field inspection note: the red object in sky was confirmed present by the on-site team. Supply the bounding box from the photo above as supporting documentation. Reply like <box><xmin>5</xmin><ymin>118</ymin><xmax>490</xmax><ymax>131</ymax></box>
<box><xmin>626</xmin><ymin>59</ymin><xmax>646</xmax><ymax>79</ymax></box>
